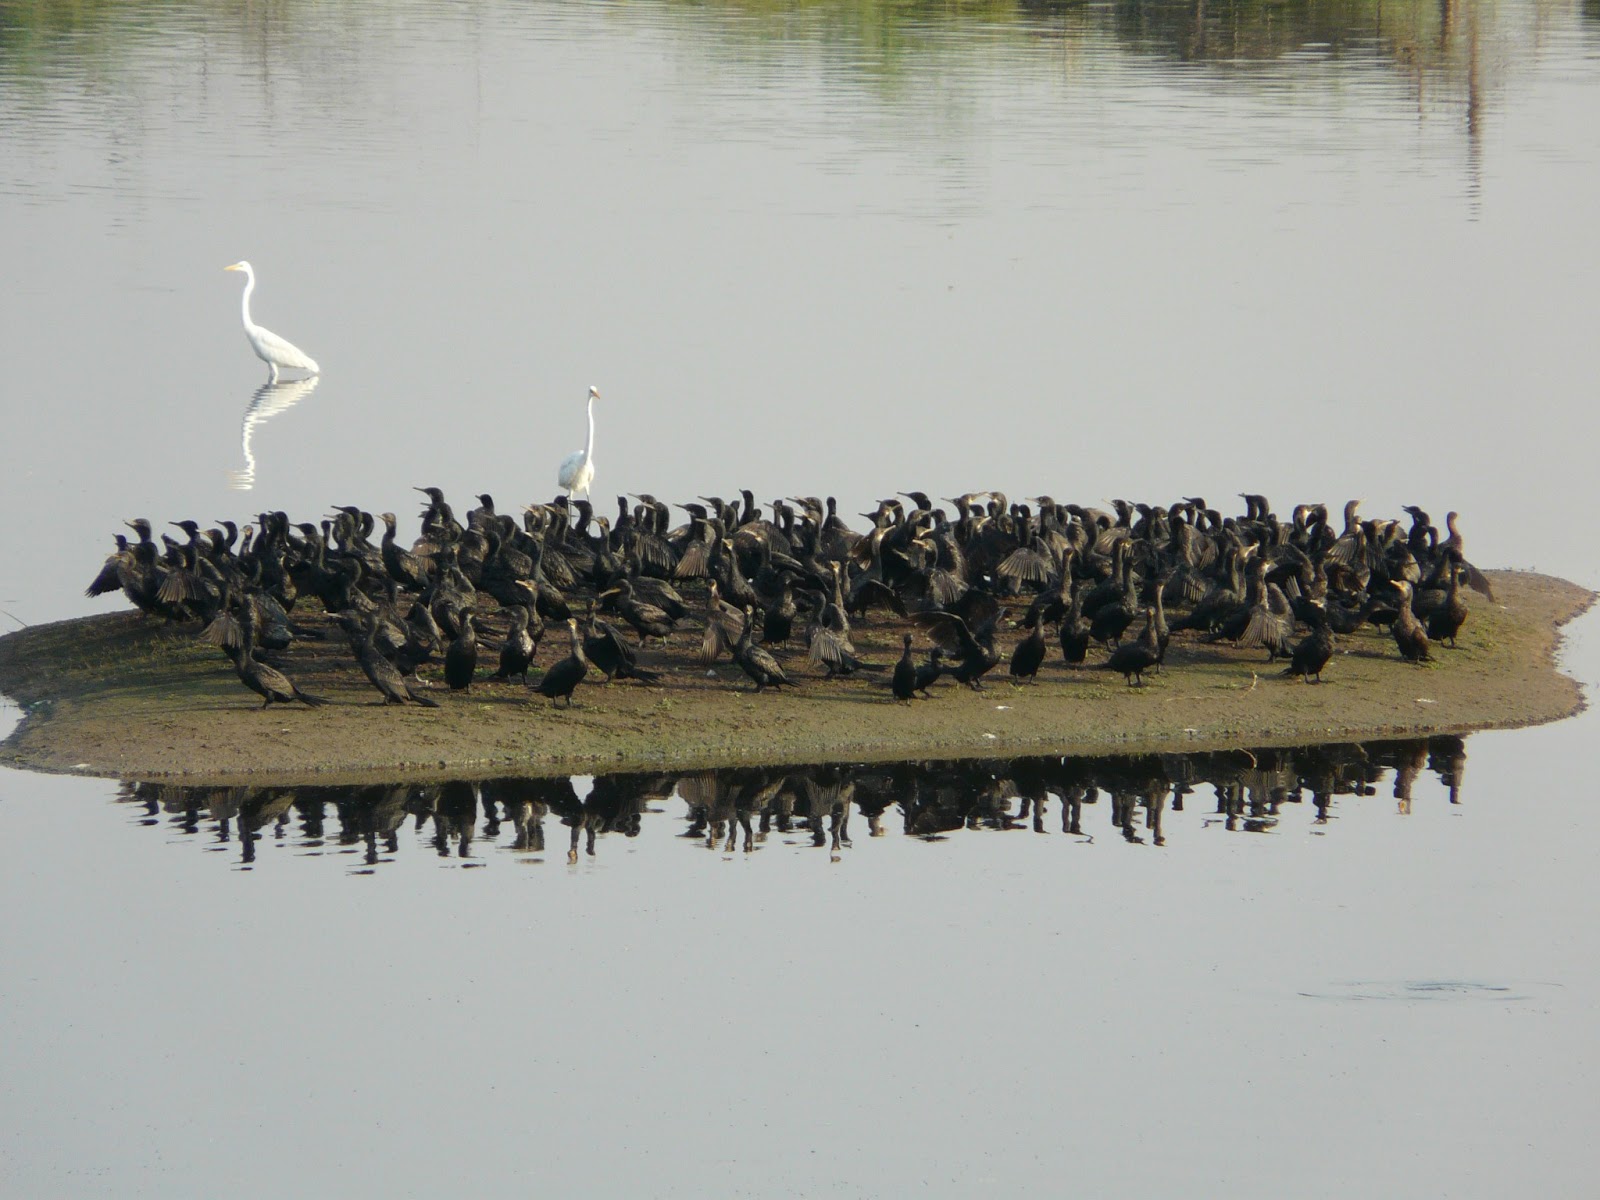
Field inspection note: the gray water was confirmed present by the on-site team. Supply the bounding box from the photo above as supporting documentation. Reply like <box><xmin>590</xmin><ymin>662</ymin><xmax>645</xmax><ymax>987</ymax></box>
<box><xmin>2</xmin><ymin>1</ymin><xmax>1599</xmax><ymax>1195</ymax></box>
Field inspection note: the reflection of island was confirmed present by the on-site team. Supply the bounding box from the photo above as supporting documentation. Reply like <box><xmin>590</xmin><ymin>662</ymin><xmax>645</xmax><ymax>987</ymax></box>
<box><xmin>227</xmin><ymin>376</ymin><xmax>319</xmax><ymax>491</ymax></box>
<box><xmin>116</xmin><ymin>735</ymin><xmax>1470</xmax><ymax>869</ymax></box>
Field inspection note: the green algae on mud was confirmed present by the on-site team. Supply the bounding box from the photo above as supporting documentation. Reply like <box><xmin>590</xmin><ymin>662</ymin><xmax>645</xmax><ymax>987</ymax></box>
<box><xmin>0</xmin><ymin>570</ymin><xmax>1591</xmax><ymax>786</ymax></box>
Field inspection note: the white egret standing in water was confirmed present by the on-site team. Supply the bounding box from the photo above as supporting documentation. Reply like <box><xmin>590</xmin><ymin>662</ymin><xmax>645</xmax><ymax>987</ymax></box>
<box><xmin>557</xmin><ymin>385</ymin><xmax>600</xmax><ymax>499</ymax></box>
<box><xmin>222</xmin><ymin>260</ymin><xmax>320</xmax><ymax>382</ymax></box>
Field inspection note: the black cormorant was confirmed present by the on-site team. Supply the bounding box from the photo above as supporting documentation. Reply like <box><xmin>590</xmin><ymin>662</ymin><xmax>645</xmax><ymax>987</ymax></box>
<box><xmin>1105</xmin><ymin>607</ymin><xmax>1160</xmax><ymax>686</ymax></box>
<box><xmin>761</xmin><ymin>575</ymin><xmax>798</xmax><ymax>648</ymax></box>
<box><xmin>1282</xmin><ymin>603</ymin><xmax>1334</xmax><ymax>683</ymax></box>
<box><xmin>699</xmin><ymin>579</ymin><xmax>746</xmax><ymax>664</ymax></box>
<box><xmin>909</xmin><ymin>593</ymin><xmax>1003</xmax><ymax>690</ymax></box>
<box><xmin>1008</xmin><ymin>617</ymin><xmax>1047</xmax><ymax>684</ymax></box>
<box><xmin>892</xmin><ymin>634</ymin><xmax>919</xmax><ymax>703</ymax></box>
<box><xmin>1059</xmin><ymin>582</ymin><xmax>1091</xmax><ymax>665</ymax></box>
<box><xmin>1390</xmin><ymin>581</ymin><xmax>1431</xmax><ymax>663</ymax></box>
<box><xmin>86</xmin><ymin>536</ymin><xmax>131</xmax><ymax>598</ymax></box>
<box><xmin>486</xmin><ymin>606</ymin><xmax>536</xmax><ymax>684</ymax></box>
<box><xmin>1426</xmin><ymin>563</ymin><xmax>1469</xmax><ymax>648</ymax></box>
<box><xmin>444</xmin><ymin>609</ymin><xmax>478</xmax><ymax>691</ymax></box>
<box><xmin>536</xmin><ymin>619</ymin><xmax>591</xmax><ymax>707</ymax></box>
<box><xmin>583</xmin><ymin>613</ymin><xmax>662</xmax><ymax>683</ymax></box>
<box><xmin>732</xmin><ymin>607</ymin><xmax>796</xmax><ymax>692</ymax></box>
<box><xmin>335</xmin><ymin>612</ymin><xmax>439</xmax><ymax>706</ymax></box>
<box><xmin>1088</xmin><ymin>554</ymin><xmax>1138</xmax><ymax>648</ymax></box>
<box><xmin>225</xmin><ymin>638</ymin><xmax>328</xmax><ymax>708</ymax></box>
<box><xmin>599</xmin><ymin>579</ymin><xmax>676</xmax><ymax>644</ymax></box>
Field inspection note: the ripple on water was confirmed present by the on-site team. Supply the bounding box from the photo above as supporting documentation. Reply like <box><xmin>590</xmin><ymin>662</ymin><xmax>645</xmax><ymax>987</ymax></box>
<box><xmin>1299</xmin><ymin>980</ymin><xmax>1562</xmax><ymax>1003</ymax></box>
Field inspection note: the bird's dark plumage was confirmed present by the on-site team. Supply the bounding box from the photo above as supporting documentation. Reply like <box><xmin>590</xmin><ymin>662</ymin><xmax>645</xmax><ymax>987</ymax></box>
<box><xmin>732</xmin><ymin>607</ymin><xmax>795</xmax><ymax>692</ymax></box>
<box><xmin>536</xmin><ymin>619</ymin><xmax>591</xmax><ymax>707</ymax></box>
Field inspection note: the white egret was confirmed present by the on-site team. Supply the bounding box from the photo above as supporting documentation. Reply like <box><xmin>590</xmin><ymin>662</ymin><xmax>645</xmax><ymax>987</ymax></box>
<box><xmin>222</xmin><ymin>260</ymin><xmax>320</xmax><ymax>382</ymax></box>
<box><xmin>557</xmin><ymin>385</ymin><xmax>600</xmax><ymax>499</ymax></box>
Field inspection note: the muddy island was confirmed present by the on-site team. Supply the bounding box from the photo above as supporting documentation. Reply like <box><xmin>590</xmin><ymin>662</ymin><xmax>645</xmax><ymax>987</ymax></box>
<box><xmin>0</xmin><ymin>569</ymin><xmax>1589</xmax><ymax>785</ymax></box>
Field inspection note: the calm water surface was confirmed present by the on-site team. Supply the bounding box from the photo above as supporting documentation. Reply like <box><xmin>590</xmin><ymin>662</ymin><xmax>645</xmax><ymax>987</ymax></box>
<box><xmin>2</xmin><ymin>1</ymin><xmax>1598</xmax><ymax>1195</ymax></box>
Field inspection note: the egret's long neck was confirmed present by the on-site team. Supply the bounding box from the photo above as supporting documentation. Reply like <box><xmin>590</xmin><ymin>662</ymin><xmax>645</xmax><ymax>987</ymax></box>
<box><xmin>239</xmin><ymin>269</ymin><xmax>257</xmax><ymax>331</ymax></box>
<box><xmin>584</xmin><ymin>394</ymin><xmax>596</xmax><ymax>459</ymax></box>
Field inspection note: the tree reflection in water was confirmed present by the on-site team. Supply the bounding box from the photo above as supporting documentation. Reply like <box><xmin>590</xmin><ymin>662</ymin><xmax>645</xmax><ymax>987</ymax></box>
<box><xmin>115</xmin><ymin>736</ymin><xmax>1468</xmax><ymax>870</ymax></box>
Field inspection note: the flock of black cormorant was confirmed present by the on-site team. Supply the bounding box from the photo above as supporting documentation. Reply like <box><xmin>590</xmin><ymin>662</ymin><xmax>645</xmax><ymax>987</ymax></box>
<box><xmin>86</xmin><ymin>490</ymin><xmax>1494</xmax><ymax>709</ymax></box>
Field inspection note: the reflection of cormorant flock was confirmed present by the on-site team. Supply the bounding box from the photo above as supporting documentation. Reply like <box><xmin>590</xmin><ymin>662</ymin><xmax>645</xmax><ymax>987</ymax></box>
<box><xmin>115</xmin><ymin>737</ymin><xmax>1466</xmax><ymax>869</ymax></box>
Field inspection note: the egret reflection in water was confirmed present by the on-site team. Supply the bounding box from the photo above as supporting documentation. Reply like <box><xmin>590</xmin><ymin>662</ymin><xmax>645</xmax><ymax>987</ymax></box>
<box><xmin>227</xmin><ymin>375</ymin><xmax>319</xmax><ymax>490</ymax></box>
<box><xmin>115</xmin><ymin>735</ymin><xmax>1468</xmax><ymax>870</ymax></box>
